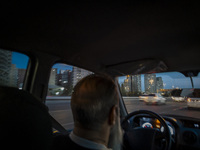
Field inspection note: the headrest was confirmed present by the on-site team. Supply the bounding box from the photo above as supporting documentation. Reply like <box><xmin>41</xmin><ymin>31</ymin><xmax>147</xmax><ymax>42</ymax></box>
<box><xmin>0</xmin><ymin>86</ymin><xmax>52</xmax><ymax>150</ymax></box>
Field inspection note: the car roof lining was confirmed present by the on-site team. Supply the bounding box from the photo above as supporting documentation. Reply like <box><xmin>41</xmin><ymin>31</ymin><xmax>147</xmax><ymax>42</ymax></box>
<box><xmin>0</xmin><ymin>1</ymin><xmax>200</xmax><ymax>76</ymax></box>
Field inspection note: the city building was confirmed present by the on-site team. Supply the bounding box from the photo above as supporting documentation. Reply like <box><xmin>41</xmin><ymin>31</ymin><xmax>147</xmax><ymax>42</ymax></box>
<box><xmin>0</xmin><ymin>49</ymin><xmax>12</xmax><ymax>86</ymax></box>
<box><xmin>123</xmin><ymin>76</ymin><xmax>131</xmax><ymax>92</ymax></box>
<box><xmin>156</xmin><ymin>77</ymin><xmax>164</xmax><ymax>92</ymax></box>
<box><xmin>123</xmin><ymin>75</ymin><xmax>142</xmax><ymax>94</ymax></box>
<box><xmin>72</xmin><ymin>67</ymin><xmax>92</xmax><ymax>87</ymax></box>
<box><xmin>56</xmin><ymin>71</ymin><xmax>63</xmax><ymax>86</ymax></box>
<box><xmin>132</xmin><ymin>75</ymin><xmax>142</xmax><ymax>94</ymax></box>
<box><xmin>57</xmin><ymin>70</ymin><xmax>72</xmax><ymax>86</ymax></box>
<box><xmin>62</xmin><ymin>70</ymin><xmax>71</xmax><ymax>86</ymax></box>
<box><xmin>18</xmin><ymin>69</ymin><xmax>26</xmax><ymax>88</ymax></box>
<box><xmin>49</xmin><ymin>68</ymin><xmax>57</xmax><ymax>85</ymax></box>
<box><xmin>9</xmin><ymin>64</ymin><xmax>18</xmax><ymax>87</ymax></box>
<box><xmin>144</xmin><ymin>74</ymin><xmax>156</xmax><ymax>94</ymax></box>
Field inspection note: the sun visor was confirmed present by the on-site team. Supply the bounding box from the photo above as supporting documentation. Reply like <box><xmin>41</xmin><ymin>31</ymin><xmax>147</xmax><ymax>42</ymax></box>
<box><xmin>106</xmin><ymin>59</ymin><xmax>168</xmax><ymax>76</ymax></box>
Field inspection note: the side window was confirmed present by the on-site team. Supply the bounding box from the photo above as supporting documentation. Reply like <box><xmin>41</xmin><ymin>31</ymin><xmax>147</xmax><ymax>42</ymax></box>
<box><xmin>46</xmin><ymin>63</ymin><xmax>93</xmax><ymax>130</ymax></box>
<box><xmin>0</xmin><ymin>49</ymin><xmax>29</xmax><ymax>89</ymax></box>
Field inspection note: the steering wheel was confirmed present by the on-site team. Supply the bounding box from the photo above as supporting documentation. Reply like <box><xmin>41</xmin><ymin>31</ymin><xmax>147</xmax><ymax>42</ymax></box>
<box><xmin>121</xmin><ymin>110</ymin><xmax>171</xmax><ymax>150</ymax></box>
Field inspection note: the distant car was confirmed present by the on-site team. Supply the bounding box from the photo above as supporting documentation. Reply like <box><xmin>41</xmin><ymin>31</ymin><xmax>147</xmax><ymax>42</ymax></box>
<box><xmin>144</xmin><ymin>93</ymin><xmax>166</xmax><ymax>105</ymax></box>
<box><xmin>139</xmin><ymin>94</ymin><xmax>148</xmax><ymax>101</ymax></box>
<box><xmin>171</xmin><ymin>96</ymin><xmax>185</xmax><ymax>102</ymax></box>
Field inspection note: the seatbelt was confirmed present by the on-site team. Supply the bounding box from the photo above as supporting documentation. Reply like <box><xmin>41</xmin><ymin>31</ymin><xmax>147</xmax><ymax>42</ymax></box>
<box><xmin>50</xmin><ymin>115</ymin><xmax>69</xmax><ymax>135</ymax></box>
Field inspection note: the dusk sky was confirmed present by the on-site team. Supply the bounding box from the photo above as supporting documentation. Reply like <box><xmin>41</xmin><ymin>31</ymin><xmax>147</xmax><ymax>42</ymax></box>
<box><xmin>12</xmin><ymin>52</ymin><xmax>29</xmax><ymax>69</ymax></box>
<box><xmin>12</xmin><ymin>52</ymin><xmax>200</xmax><ymax>91</ymax></box>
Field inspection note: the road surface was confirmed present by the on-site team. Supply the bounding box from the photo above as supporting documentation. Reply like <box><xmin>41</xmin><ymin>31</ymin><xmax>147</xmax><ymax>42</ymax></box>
<box><xmin>46</xmin><ymin>97</ymin><xmax>200</xmax><ymax>130</ymax></box>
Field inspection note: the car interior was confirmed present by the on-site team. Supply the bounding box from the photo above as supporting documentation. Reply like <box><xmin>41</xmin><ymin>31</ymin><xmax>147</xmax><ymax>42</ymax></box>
<box><xmin>0</xmin><ymin>1</ymin><xmax>200</xmax><ymax>150</ymax></box>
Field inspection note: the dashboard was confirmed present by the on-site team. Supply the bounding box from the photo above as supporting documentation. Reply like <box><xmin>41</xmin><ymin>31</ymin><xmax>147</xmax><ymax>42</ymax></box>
<box><xmin>128</xmin><ymin>114</ymin><xmax>200</xmax><ymax>150</ymax></box>
<box><xmin>131</xmin><ymin>115</ymin><xmax>176</xmax><ymax>142</ymax></box>
<box><xmin>139</xmin><ymin>117</ymin><xmax>175</xmax><ymax>136</ymax></box>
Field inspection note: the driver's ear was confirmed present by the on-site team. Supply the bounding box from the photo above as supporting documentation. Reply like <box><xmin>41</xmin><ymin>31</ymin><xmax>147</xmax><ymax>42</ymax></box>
<box><xmin>108</xmin><ymin>105</ymin><xmax>117</xmax><ymax>126</ymax></box>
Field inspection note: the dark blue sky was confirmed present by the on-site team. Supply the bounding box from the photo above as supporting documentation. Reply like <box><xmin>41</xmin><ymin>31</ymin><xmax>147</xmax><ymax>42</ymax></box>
<box><xmin>12</xmin><ymin>52</ymin><xmax>29</xmax><ymax>68</ymax></box>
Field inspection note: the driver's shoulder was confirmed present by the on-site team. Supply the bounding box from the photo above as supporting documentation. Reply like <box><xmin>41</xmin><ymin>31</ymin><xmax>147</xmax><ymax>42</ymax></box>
<box><xmin>51</xmin><ymin>133</ymin><xmax>94</xmax><ymax>150</ymax></box>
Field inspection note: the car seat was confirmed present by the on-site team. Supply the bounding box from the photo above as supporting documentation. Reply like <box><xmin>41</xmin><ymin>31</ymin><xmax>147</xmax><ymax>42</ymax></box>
<box><xmin>0</xmin><ymin>86</ymin><xmax>53</xmax><ymax>150</ymax></box>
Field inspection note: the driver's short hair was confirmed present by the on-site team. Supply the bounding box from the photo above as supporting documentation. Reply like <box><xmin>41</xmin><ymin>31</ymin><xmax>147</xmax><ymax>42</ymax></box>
<box><xmin>71</xmin><ymin>74</ymin><xmax>119</xmax><ymax>130</ymax></box>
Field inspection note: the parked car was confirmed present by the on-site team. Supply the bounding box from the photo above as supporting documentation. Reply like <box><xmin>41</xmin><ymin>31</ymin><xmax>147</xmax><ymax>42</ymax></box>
<box><xmin>144</xmin><ymin>93</ymin><xmax>166</xmax><ymax>105</ymax></box>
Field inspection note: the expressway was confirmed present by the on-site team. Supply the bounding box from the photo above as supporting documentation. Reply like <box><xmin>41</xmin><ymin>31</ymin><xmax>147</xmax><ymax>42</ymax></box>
<box><xmin>45</xmin><ymin>97</ymin><xmax>200</xmax><ymax>130</ymax></box>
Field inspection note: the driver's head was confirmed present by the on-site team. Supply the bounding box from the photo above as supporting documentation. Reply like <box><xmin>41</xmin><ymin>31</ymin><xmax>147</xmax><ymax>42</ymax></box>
<box><xmin>71</xmin><ymin>74</ymin><xmax>123</xmax><ymax>150</ymax></box>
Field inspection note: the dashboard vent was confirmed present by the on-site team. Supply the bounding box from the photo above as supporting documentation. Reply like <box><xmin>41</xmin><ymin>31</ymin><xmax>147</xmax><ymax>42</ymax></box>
<box><xmin>183</xmin><ymin>131</ymin><xmax>197</xmax><ymax>145</ymax></box>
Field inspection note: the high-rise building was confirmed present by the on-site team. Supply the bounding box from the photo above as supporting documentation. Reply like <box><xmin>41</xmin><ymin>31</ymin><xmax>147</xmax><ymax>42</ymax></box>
<box><xmin>0</xmin><ymin>49</ymin><xmax>12</xmax><ymax>86</ymax></box>
<box><xmin>49</xmin><ymin>68</ymin><xmax>57</xmax><ymax>85</ymax></box>
<box><xmin>72</xmin><ymin>67</ymin><xmax>92</xmax><ymax>87</ymax></box>
<box><xmin>123</xmin><ymin>76</ymin><xmax>131</xmax><ymax>92</ymax></box>
<box><xmin>18</xmin><ymin>69</ymin><xmax>26</xmax><ymax>88</ymax></box>
<box><xmin>123</xmin><ymin>75</ymin><xmax>141</xmax><ymax>94</ymax></box>
<box><xmin>144</xmin><ymin>74</ymin><xmax>156</xmax><ymax>94</ymax></box>
<box><xmin>56</xmin><ymin>70</ymin><xmax>63</xmax><ymax>86</ymax></box>
<box><xmin>62</xmin><ymin>70</ymin><xmax>69</xmax><ymax>86</ymax></box>
<box><xmin>57</xmin><ymin>70</ymin><xmax>72</xmax><ymax>86</ymax></box>
<box><xmin>9</xmin><ymin>64</ymin><xmax>18</xmax><ymax>87</ymax></box>
<box><xmin>132</xmin><ymin>75</ymin><xmax>142</xmax><ymax>93</ymax></box>
<box><xmin>156</xmin><ymin>77</ymin><xmax>163</xmax><ymax>92</ymax></box>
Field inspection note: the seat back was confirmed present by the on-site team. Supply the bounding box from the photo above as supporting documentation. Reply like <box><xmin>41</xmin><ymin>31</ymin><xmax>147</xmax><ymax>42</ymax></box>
<box><xmin>0</xmin><ymin>86</ymin><xmax>52</xmax><ymax>150</ymax></box>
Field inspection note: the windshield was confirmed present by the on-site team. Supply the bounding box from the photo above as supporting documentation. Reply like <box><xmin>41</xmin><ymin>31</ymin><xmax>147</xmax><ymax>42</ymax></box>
<box><xmin>118</xmin><ymin>72</ymin><xmax>200</xmax><ymax>119</ymax></box>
